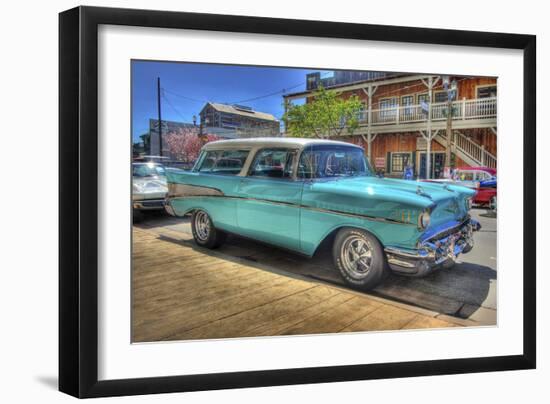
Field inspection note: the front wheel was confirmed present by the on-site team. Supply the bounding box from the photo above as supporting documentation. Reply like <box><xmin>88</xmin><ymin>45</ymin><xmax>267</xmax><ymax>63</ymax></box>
<box><xmin>333</xmin><ymin>228</ymin><xmax>388</xmax><ymax>290</ymax></box>
<box><xmin>191</xmin><ymin>210</ymin><xmax>226</xmax><ymax>249</ymax></box>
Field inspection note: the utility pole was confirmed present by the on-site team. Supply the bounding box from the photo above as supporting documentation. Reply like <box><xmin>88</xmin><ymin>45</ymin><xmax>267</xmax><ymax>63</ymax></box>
<box><xmin>427</xmin><ymin>95</ymin><xmax>432</xmax><ymax>180</ymax></box>
<box><xmin>157</xmin><ymin>77</ymin><xmax>163</xmax><ymax>157</ymax></box>
<box><xmin>445</xmin><ymin>97</ymin><xmax>452</xmax><ymax>174</ymax></box>
<box><xmin>443</xmin><ymin>76</ymin><xmax>457</xmax><ymax>177</ymax></box>
<box><xmin>420</xmin><ymin>76</ymin><xmax>440</xmax><ymax>179</ymax></box>
<box><xmin>361</xmin><ymin>85</ymin><xmax>378</xmax><ymax>161</ymax></box>
<box><xmin>283</xmin><ymin>98</ymin><xmax>289</xmax><ymax>135</ymax></box>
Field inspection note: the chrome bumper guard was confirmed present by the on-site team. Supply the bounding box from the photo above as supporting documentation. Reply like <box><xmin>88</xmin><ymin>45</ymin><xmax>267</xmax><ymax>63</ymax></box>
<box><xmin>133</xmin><ymin>199</ymin><xmax>166</xmax><ymax>210</ymax></box>
<box><xmin>164</xmin><ymin>198</ymin><xmax>177</xmax><ymax>216</ymax></box>
<box><xmin>384</xmin><ymin>218</ymin><xmax>480</xmax><ymax>276</ymax></box>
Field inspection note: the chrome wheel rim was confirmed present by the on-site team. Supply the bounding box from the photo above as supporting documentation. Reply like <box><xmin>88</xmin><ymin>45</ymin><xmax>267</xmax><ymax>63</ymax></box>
<box><xmin>341</xmin><ymin>236</ymin><xmax>373</xmax><ymax>279</ymax></box>
<box><xmin>194</xmin><ymin>211</ymin><xmax>211</xmax><ymax>241</ymax></box>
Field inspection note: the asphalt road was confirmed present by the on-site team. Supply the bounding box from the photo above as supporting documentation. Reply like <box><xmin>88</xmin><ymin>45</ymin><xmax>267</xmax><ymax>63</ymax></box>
<box><xmin>136</xmin><ymin>208</ymin><xmax>497</xmax><ymax>325</ymax></box>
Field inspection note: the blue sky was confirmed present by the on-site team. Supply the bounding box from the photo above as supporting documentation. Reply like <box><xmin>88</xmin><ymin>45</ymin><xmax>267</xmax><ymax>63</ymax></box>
<box><xmin>131</xmin><ymin>60</ymin><xmax>332</xmax><ymax>141</ymax></box>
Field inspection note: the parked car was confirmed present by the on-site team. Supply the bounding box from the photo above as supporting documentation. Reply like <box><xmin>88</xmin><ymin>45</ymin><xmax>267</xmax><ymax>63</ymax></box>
<box><xmin>424</xmin><ymin>166</ymin><xmax>497</xmax><ymax>208</ymax></box>
<box><xmin>456</xmin><ymin>167</ymin><xmax>497</xmax><ymax>207</ymax></box>
<box><xmin>132</xmin><ymin>162</ymin><xmax>168</xmax><ymax>221</ymax></box>
<box><xmin>165</xmin><ymin>138</ymin><xmax>479</xmax><ymax>290</ymax></box>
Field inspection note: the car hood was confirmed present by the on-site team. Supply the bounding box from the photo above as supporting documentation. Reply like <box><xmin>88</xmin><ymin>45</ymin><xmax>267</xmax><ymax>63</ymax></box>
<box><xmin>309</xmin><ymin>176</ymin><xmax>473</xmax><ymax>207</ymax></box>
<box><xmin>304</xmin><ymin>176</ymin><xmax>475</xmax><ymax>227</ymax></box>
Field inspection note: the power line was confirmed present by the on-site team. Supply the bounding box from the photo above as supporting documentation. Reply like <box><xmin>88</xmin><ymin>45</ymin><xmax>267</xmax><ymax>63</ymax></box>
<box><xmin>163</xmin><ymin>88</ymin><xmax>209</xmax><ymax>104</ymax></box>
<box><xmin>162</xmin><ymin>93</ymin><xmax>193</xmax><ymax>122</ymax></box>
<box><xmin>229</xmin><ymin>71</ymin><xmax>336</xmax><ymax>104</ymax></box>
<box><xmin>228</xmin><ymin>81</ymin><xmax>304</xmax><ymax>104</ymax></box>
<box><xmin>161</xmin><ymin>71</ymin><xmax>334</xmax><ymax>107</ymax></box>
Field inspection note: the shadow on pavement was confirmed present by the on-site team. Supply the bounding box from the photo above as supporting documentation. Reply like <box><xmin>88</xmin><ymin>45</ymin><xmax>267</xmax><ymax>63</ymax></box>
<box><xmin>136</xmin><ymin>211</ymin><xmax>496</xmax><ymax>322</ymax></box>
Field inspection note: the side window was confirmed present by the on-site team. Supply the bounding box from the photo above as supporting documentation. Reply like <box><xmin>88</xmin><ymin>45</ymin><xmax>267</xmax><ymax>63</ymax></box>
<box><xmin>249</xmin><ymin>148</ymin><xmax>296</xmax><ymax>179</ymax></box>
<box><xmin>197</xmin><ymin>151</ymin><xmax>218</xmax><ymax>171</ymax></box>
<box><xmin>198</xmin><ymin>150</ymin><xmax>249</xmax><ymax>175</ymax></box>
<box><xmin>476</xmin><ymin>171</ymin><xmax>492</xmax><ymax>181</ymax></box>
<box><xmin>459</xmin><ymin>171</ymin><xmax>475</xmax><ymax>181</ymax></box>
<box><xmin>298</xmin><ymin>150</ymin><xmax>318</xmax><ymax>179</ymax></box>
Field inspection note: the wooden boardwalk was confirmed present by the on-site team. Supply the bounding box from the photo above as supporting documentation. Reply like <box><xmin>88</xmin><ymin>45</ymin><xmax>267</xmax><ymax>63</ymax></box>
<box><xmin>132</xmin><ymin>227</ymin><xmax>461</xmax><ymax>343</ymax></box>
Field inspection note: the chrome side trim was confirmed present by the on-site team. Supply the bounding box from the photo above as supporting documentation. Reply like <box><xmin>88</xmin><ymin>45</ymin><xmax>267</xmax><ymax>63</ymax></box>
<box><xmin>299</xmin><ymin>205</ymin><xmax>416</xmax><ymax>226</ymax></box>
<box><xmin>168</xmin><ymin>183</ymin><xmax>224</xmax><ymax>198</ymax></box>
<box><xmin>167</xmin><ymin>192</ymin><xmax>416</xmax><ymax>226</ymax></box>
<box><xmin>167</xmin><ymin>195</ymin><xmax>297</xmax><ymax>208</ymax></box>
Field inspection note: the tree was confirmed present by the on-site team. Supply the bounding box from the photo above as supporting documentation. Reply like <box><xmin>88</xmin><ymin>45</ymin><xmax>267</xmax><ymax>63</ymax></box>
<box><xmin>284</xmin><ymin>86</ymin><xmax>363</xmax><ymax>139</ymax></box>
<box><xmin>165</xmin><ymin>127</ymin><xmax>221</xmax><ymax>164</ymax></box>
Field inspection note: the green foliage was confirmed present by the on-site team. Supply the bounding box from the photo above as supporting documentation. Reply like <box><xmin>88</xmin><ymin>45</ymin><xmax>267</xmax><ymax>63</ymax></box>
<box><xmin>283</xmin><ymin>86</ymin><xmax>363</xmax><ymax>139</ymax></box>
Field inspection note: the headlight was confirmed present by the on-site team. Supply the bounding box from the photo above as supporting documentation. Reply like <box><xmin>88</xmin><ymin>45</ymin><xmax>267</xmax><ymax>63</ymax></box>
<box><xmin>418</xmin><ymin>211</ymin><xmax>431</xmax><ymax>229</ymax></box>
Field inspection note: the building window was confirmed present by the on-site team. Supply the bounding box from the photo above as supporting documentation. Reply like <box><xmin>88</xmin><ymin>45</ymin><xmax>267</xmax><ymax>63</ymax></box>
<box><xmin>477</xmin><ymin>85</ymin><xmax>497</xmax><ymax>98</ymax></box>
<box><xmin>401</xmin><ymin>95</ymin><xmax>414</xmax><ymax>118</ymax></box>
<box><xmin>379</xmin><ymin>97</ymin><xmax>397</xmax><ymax>121</ymax></box>
<box><xmin>401</xmin><ymin>95</ymin><xmax>414</xmax><ymax>105</ymax></box>
<box><xmin>391</xmin><ymin>152</ymin><xmax>412</xmax><ymax>173</ymax></box>
<box><xmin>434</xmin><ymin>91</ymin><xmax>448</xmax><ymax>103</ymax></box>
<box><xmin>417</xmin><ymin>93</ymin><xmax>429</xmax><ymax>104</ymax></box>
<box><xmin>356</xmin><ymin>102</ymin><xmax>367</xmax><ymax>121</ymax></box>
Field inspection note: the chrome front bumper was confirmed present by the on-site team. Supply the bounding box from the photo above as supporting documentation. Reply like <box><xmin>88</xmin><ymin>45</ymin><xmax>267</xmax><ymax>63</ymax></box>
<box><xmin>384</xmin><ymin>218</ymin><xmax>480</xmax><ymax>276</ymax></box>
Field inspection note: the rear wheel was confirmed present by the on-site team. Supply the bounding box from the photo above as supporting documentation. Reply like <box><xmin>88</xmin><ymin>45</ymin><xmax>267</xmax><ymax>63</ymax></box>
<box><xmin>191</xmin><ymin>210</ymin><xmax>226</xmax><ymax>249</ymax></box>
<box><xmin>333</xmin><ymin>228</ymin><xmax>388</xmax><ymax>290</ymax></box>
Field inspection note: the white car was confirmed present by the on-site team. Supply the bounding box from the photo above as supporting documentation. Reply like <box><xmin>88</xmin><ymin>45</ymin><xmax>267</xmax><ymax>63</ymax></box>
<box><xmin>132</xmin><ymin>162</ymin><xmax>168</xmax><ymax>220</ymax></box>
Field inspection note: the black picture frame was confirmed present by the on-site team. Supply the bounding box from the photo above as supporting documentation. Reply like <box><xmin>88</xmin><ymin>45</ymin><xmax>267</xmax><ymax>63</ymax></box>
<box><xmin>59</xmin><ymin>6</ymin><xmax>536</xmax><ymax>398</ymax></box>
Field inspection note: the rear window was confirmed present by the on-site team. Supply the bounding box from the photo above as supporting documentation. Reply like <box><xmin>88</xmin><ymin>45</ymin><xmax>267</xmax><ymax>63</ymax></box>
<box><xmin>197</xmin><ymin>150</ymin><xmax>249</xmax><ymax>175</ymax></box>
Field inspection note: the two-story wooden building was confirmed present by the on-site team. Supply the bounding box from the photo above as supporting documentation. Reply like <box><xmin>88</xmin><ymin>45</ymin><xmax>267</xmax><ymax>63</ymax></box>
<box><xmin>200</xmin><ymin>102</ymin><xmax>281</xmax><ymax>138</ymax></box>
<box><xmin>283</xmin><ymin>72</ymin><xmax>497</xmax><ymax>178</ymax></box>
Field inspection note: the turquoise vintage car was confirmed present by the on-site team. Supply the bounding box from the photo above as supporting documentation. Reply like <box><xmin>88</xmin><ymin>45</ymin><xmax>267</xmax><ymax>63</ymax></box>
<box><xmin>165</xmin><ymin>138</ymin><xmax>479</xmax><ymax>290</ymax></box>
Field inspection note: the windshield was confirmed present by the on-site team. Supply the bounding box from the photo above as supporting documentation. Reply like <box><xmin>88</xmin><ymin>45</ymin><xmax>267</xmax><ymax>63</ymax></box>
<box><xmin>132</xmin><ymin>163</ymin><xmax>166</xmax><ymax>178</ymax></box>
<box><xmin>298</xmin><ymin>145</ymin><xmax>371</xmax><ymax>179</ymax></box>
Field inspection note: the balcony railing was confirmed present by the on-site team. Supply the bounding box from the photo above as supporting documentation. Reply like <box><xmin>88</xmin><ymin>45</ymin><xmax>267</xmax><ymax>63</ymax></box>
<box><xmin>358</xmin><ymin>97</ymin><xmax>497</xmax><ymax>126</ymax></box>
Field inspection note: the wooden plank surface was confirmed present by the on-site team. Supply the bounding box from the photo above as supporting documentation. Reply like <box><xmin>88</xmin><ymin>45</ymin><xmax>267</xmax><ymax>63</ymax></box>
<box><xmin>132</xmin><ymin>227</ymin><xmax>458</xmax><ymax>342</ymax></box>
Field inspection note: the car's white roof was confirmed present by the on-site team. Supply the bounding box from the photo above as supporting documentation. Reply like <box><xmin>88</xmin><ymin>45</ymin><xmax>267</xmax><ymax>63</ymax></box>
<box><xmin>202</xmin><ymin>137</ymin><xmax>362</xmax><ymax>151</ymax></box>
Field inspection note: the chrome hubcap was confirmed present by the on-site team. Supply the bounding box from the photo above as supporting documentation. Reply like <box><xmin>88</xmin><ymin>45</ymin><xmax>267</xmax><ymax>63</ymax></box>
<box><xmin>341</xmin><ymin>236</ymin><xmax>373</xmax><ymax>279</ymax></box>
<box><xmin>195</xmin><ymin>211</ymin><xmax>211</xmax><ymax>241</ymax></box>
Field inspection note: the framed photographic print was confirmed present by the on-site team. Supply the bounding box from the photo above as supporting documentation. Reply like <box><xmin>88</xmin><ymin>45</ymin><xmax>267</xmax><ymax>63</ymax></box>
<box><xmin>59</xmin><ymin>6</ymin><xmax>536</xmax><ymax>398</ymax></box>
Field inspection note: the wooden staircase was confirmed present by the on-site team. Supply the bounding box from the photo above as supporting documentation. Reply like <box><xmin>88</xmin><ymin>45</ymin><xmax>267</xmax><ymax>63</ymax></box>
<box><xmin>434</xmin><ymin>131</ymin><xmax>497</xmax><ymax>169</ymax></box>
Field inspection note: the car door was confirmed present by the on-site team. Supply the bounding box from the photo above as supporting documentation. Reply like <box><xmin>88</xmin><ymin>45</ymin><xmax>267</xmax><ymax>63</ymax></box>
<box><xmin>236</xmin><ymin>147</ymin><xmax>303</xmax><ymax>251</ymax></box>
